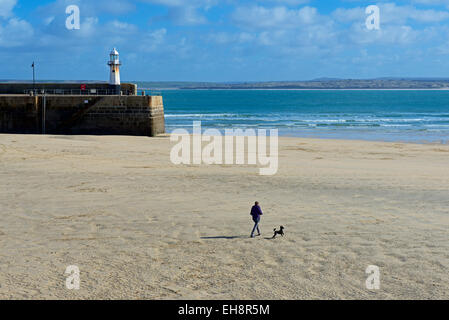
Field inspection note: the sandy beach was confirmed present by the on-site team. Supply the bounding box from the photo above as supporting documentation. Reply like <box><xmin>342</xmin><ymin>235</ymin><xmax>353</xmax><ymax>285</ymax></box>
<box><xmin>0</xmin><ymin>134</ymin><xmax>448</xmax><ymax>300</ymax></box>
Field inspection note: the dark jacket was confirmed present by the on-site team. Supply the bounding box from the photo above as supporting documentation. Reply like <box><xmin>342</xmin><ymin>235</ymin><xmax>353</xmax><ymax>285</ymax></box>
<box><xmin>250</xmin><ymin>205</ymin><xmax>263</xmax><ymax>220</ymax></box>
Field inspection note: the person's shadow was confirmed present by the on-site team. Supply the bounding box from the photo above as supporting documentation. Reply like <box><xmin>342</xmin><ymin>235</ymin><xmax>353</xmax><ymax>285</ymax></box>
<box><xmin>200</xmin><ymin>235</ymin><xmax>248</xmax><ymax>240</ymax></box>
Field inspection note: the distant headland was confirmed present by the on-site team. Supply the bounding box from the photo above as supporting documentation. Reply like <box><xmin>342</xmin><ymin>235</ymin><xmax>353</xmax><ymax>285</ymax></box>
<box><xmin>132</xmin><ymin>78</ymin><xmax>449</xmax><ymax>90</ymax></box>
<box><xmin>3</xmin><ymin>78</ymin><xmax>449</xmax><ymax>90</ymax></box>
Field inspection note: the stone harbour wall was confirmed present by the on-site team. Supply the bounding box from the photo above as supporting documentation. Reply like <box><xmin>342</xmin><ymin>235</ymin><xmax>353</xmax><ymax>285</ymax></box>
<box><xmin>0</xmin><ymin>95</ymin><xmax>165</xmax><ymax>137</ymax></box>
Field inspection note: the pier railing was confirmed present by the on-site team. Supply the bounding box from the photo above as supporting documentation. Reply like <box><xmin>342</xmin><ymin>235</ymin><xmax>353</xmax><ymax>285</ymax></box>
<box><xmin>22</xmin><ymin>89</ymin><xmax>163</xmax><ymax>96</ymax></box>
<box><xmin>24</xmin><ymin>89</ymin><xmax>135</xmax><ymax>96</ymax></box>
<box><xmin>137</xmin><ymin>89</ymin><xmax>162</xmax><ymax>96</ymax></box>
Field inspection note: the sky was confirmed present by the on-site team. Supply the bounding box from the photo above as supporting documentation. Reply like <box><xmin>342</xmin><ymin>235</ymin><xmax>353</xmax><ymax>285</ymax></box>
<box><xmin>2</xmin><ymin>0</ymin><xmax>449</xmax><ymax>81</ymax></box>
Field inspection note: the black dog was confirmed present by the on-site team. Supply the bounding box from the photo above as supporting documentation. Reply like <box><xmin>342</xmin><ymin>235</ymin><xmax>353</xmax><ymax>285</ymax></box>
<box><xmin>272</xmin><ymin>226</ymin><xmax>285</xmax><ymax>239</ymax></box>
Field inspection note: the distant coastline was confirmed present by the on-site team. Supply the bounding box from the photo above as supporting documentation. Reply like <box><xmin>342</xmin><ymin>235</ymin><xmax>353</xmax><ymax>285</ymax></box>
<box><xmin>3</xmin><ymin>78</ymin><xmax>449</xmax><ymax>90</ymax></box>
<box><xmin>140</xmin><ymin>88</ymin><xmax>449</xmax><ymax>91</ymax></box>
<box><xmin>135</xmin><ymin>78</ymin><xmax>449</xmax><ymax>90</ymax></box>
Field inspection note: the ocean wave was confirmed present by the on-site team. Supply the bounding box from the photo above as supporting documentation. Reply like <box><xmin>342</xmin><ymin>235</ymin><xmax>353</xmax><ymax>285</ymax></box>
<box><xmin>165</xmin><ymin>113</ymin><xmax>240</xmax><ymax>118</ymax></box>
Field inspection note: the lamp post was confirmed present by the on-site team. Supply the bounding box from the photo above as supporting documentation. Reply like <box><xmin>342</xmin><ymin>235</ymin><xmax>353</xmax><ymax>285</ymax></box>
<box><xmin>42</xmin><ymin>91</ymin><xmax>46</xmax><ymax>135</ymax></box>
<box><xmin>32</xmin><ymin>62</ymin><xmax>35</xmax><ymax>94</ymax></box>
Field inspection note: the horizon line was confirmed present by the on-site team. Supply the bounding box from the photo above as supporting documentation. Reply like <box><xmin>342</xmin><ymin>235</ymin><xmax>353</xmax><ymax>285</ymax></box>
<box><xmin>2</xmin><ymin>77</ymin><xmax>449</xmax><ymax>83</ymax></box>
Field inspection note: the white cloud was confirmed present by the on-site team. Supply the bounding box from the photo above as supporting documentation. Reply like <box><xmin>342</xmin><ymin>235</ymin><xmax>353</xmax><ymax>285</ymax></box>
<box><xmin>330</xmin><ymin>3</ymin><xmax>448</xmax><ymax>47</ymax></box>
<box><xmin>36</xmin><ymin>0</ymin><xmax>136</xmax><ymax>18</ymax></box>
<box><xmin>140</xmin><ymin>28</ymin><xmax>167</xmax><ymax>52</ymax></box>
<box><xmin>382</xmin><ymin>3</ymin><xmax>449</xmax><ymax>23</ymax></box>
<box><xmin>259</xmin><ymin>0</ymin><xmax>310</xmax><ymax>5</ymax></box>
<box><xmin>108</xmin><ymin>20</ymin><xmax>138</xmax><ymax>33</ymax></box>
<box><xmin>0</xmin><ymin>18</ymin><xmax>34</xmax><ymax>47</ymax></box>
<box><xmin>77</xmin><ymin>17</ymin><xmax>99</xmax><ymax>38</ymax></box>
<box><xmin>44</xmin><ymin>16</ymin><xmax>55</xmax><ymax>26</ymax></box>
<box><xmin>348</xmin><ymin>23</ymin><xmax>418</xmax><ymax>45</ymax></box>
<box><xmin>232</xmin><ymin>5</ymin><xmax>321</xmax><ymax>29</ymax></box>
<box><xmin>0</xmin><ymin>0</ymin><xmax>16</xmax><ymax>19</ymax></box>
<box><xmin>332</xmin><ymin>3</ymin><xmax>449</xmax><ymax>24</ymax></box>
<box><xmin>168</xmin><ymin>6</ymin><xmax>207</xmax><ymax>25</ymax></box>
<box><xmin>207</xmin><ymin>31</ymin><xmax>256</xmax><ymax>44</ymax></box>
<box><xmin>412</xmin><ymin>0</ymin><xmax>449</xmax><ymax>5</ymax></box>
<box><xmin>142</xmin><ymin>0</ymin><xmax>217</xmax><ymax>8</ymax></box>
<box><xmin>0</xmin><ymin>0</ymin><xmax>34</xmax><ymax>47</ymax></box>
<box><xmin>332</xmin><ymin>7</ymin><xmax>365</xmax><ymax>23</ymax></box>
<box><xmin>141</xmin><ymin>0</ymin><xmax>216</xmax><ymax>25</ymax></box>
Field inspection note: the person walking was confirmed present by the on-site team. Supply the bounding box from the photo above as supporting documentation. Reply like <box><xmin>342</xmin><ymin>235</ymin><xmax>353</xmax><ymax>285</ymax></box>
<box><xmin>250</xmin><ymin>201</ymin><xmax>263</xmax><ymax>238</ymax></box>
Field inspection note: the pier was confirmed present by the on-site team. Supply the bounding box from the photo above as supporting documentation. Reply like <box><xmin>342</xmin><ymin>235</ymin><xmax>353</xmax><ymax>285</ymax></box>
<box><xmin>0</xmin><ymin>49</ymin><xmax>165</xmax><ymax>137</ymax></box>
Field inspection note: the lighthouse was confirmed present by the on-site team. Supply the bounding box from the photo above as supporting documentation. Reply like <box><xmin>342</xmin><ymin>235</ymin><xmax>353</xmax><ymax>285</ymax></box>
<box><xmin>107</xmin><ymin>48</ymin><xmax>121</xmax><ymax>95</ymax></box>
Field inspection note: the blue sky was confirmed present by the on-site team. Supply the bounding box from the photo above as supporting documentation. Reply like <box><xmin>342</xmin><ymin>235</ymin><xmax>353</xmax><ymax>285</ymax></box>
<box><xmin>2</xmin><ymin>0</ymin><xmax>449</xmax><ymax>81</ymax></box>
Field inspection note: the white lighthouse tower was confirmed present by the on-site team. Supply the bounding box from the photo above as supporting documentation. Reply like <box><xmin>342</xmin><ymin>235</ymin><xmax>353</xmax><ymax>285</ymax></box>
<box><xmin>107</xmin><ymin>48</ymin><xmax>121</xmax><ymax>95</ymax></box>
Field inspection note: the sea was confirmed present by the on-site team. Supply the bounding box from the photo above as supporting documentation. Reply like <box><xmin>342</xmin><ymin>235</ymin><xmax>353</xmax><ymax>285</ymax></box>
<box><xmin>160</xmin><ymin>90</ymin><xmax>449</xmax><ymax>144</ymax></box>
